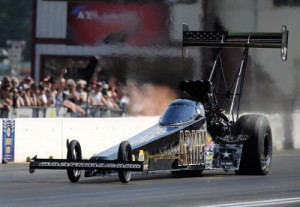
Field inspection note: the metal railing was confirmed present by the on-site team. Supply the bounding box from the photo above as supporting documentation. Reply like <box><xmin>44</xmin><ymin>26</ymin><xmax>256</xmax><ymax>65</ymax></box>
<box><xmin>0</xmin><ymin>106</ymin><xmax>125</xmax><ymax>118</ymax></box>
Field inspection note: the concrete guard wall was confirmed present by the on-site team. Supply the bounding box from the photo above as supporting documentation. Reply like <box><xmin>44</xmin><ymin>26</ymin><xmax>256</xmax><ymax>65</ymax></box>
<box><xmin>1</xmin><ymin>117</ymin><xmax>159</xmax><ymax>163</ymax></box>
<box><xmin>0</xmin><ymin>114</ymin><xmax>299</xmax><ymax>163</ymax></box>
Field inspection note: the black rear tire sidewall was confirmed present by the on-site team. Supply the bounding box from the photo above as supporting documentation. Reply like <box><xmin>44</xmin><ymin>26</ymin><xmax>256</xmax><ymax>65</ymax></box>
<box><xmin>67</xmin><ymin>140</ymin><xmax>82</xmax><ymax>182</ymax></box>
<box><xmin>235</xmin><ymin>115</ymin><xmax>272</xmax><ymax>175</ymax></box>
<box><xmin>118</xmin><ymin>141</ymin><xmax>132</xmax><ymax>183</ymax></box>
<box><xmin>257</xmin><ymin>118</ymin><xmax>272</xmax><ymax>175</ymax></box>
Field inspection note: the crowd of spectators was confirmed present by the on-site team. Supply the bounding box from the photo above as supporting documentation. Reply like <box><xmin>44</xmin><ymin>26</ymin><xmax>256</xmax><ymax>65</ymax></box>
<box><xmin>0</xmin><ymin>75</ymin><xmax>128</xmax><ymax>117</ymax></box>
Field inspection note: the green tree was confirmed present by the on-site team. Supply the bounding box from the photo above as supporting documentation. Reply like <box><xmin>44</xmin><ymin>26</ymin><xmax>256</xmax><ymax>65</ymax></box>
<box><xmin>0</xmin><ymin>0</ymin><xmax>32</xmax><ymax>61</ymax></box>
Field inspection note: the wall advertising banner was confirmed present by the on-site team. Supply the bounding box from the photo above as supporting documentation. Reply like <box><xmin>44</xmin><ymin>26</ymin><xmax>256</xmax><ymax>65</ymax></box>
<box><xmin>2</xmin><ymin>120</ymin><xmax>15</xmax><ymax>163</ymax></box>
<box><xmin>67</xmin><ymin>2</ymin><xmax>169</xmax><ymax>46</ymax></box>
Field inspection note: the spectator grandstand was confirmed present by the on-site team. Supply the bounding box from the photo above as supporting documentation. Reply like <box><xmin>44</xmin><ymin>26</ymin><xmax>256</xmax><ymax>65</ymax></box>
<box><xmin>0</xmin><ymin>75</ymin><xmax>126</xmax><ymax>118</ymax></box>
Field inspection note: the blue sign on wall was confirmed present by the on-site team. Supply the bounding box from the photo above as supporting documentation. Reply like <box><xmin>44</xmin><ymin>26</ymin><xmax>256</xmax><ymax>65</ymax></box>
<box><xmin>2</xmin><ymin>120</ymin><xmax>15</xmax><ymax>163</ymax></box>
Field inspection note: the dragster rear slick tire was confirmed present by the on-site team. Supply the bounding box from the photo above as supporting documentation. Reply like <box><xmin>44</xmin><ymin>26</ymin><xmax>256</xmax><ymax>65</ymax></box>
<box><xmin>118</xmin><ymin>141</ymin><xmax>132</xmax><ymax>183</ymax></box>
<box><xmin>67</xmin><ymin>140</ymin><xmax>82</xmax><ymax>182</ymax></box>
<box><xmin>235</xmin><ymin>115</ymin><xmax>272</xmax><ymax>175</ymax></box>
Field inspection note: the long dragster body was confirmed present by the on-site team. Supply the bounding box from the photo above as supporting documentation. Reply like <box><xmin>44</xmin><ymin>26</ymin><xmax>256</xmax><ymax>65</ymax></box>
<box><xmin>30</xmin><ymin>24</ymin><xmax>288</xmax><ymax>183</ymax></box>
<box><xmin>30</xmin><ymin>108</ymin><xmax>244</xmax><ymax>182</ymax></box>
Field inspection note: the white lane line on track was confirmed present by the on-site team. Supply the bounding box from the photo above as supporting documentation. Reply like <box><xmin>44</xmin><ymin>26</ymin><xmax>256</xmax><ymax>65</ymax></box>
<box><xmin>197</xmin><ymin>197</ymin><xmax>300</xmax><ymax>207</ymax></box>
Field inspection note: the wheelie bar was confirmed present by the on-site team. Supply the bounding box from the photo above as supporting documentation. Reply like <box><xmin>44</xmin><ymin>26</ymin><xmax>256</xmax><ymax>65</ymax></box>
<box><xmin>29</xmin><ymin>156</ymin><xmax>144</xmax><ymax>173</ymax></box>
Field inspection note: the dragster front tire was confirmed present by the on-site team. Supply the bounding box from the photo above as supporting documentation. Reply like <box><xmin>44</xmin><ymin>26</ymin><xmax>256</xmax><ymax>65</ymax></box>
<box><xmin>235</xmin><ymin>115</ymin><xmax>272</xmax><ymax>175</ymax></box>
<box><xmin>67</xmin><ymin>140</ymin><xmax>82</xmax><ymax>182</ymax></box>
<box><xmin>118</xmin><ymin>141</ymin><xmax>132</xmax><ymax>183</ymax></box>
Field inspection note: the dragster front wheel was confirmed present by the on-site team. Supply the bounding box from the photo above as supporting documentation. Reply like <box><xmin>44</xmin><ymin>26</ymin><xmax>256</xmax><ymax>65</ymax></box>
<box><xmin>118</xmin><ymin>141</ymin><xmax>132</xmax><ymax>183</ymax></box>
<box><xmin>67</xmin><ymin>140</ymin><xmax>82</xmax><ymax>182</ymax></box>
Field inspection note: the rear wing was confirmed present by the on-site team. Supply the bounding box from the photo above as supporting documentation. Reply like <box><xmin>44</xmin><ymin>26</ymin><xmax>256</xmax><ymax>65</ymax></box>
<box><xmin>182</xmin><ymin>24</ymin><xmax>289</xmax><ymax>61</ymax></box>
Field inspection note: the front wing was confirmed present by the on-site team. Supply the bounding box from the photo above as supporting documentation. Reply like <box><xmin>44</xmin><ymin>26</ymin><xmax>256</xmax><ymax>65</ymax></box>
<box><xmin>29</xmin><ymin>156</ymin><xmax>144</xmax><ymax>174</ymax></box>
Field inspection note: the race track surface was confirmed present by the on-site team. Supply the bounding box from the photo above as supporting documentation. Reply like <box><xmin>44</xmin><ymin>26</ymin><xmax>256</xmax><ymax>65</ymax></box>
<box><xmin>1</xmin><ymin>151</ymin><xmax>300</xmax><ymax>207</ymax></box>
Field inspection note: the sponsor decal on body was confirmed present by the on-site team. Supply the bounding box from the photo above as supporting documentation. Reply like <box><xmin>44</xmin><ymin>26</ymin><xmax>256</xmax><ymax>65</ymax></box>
<box><xmin>179</xmin><ymin>129</ymin><xmax>206</xmax><ymax>166</ymax></box>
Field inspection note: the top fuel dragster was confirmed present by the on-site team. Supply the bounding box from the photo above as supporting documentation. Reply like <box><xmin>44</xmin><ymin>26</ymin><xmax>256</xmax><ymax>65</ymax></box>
<box><xmin>30</xmin><ymin>24</ymin><xmax>289</xmax><ymax>183</ymax></box>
